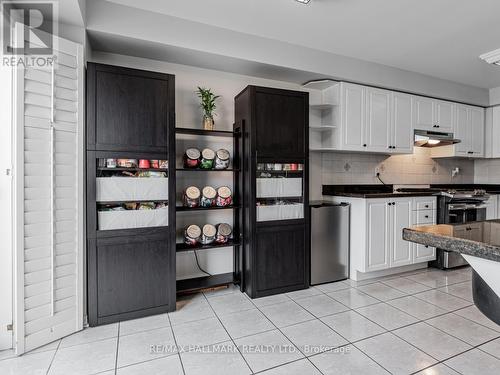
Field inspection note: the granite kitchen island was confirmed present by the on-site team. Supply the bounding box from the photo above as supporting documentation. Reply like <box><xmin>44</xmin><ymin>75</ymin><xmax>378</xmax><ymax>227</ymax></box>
<box><xmin>403</xmin><ymin>220</ymin><xmax>500</xmax><ymax>325</ymax></box>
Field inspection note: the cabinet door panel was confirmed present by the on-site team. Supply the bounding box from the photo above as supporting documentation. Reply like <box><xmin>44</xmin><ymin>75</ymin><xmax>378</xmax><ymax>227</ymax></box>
<box><xmin>414</xmin><ymin>244</ymin><xmax>436</xmax><ymax>262</ymax></box>
<box><xmin>342</xmin><ymin>84</ymin><xmax>365</xmax><ymax>150</ymax></box>
<box><xmin>413</xmin><ymin>97</ymin><xmax>434</xmax><ymax>131</ymax></box>
<box><xmin>393</xmin><ymin>93</ymin><xmax>413</xmax><ymax>153</ymax></box>
<box><xmin>454</xmin><ymin>105</ymin><xmax>470</xmax><ymax>156</ymax></box>
<box><xmin>366</xmin><ymin>201</ymin><xmax>390</xmax><ymax>271</ymax></box>
<box><xmin>255</xmin><ymin>90</ymin><xmax>306</xmax><ymax>158</ymax></box>
<box><xmin>94</xmin><ymin>69</ymin><xmax>170</xmax><ymax>151</ymax></box>
<box><xmin>255</xmin><ymin>223</ymin><xmax>306</xmax><ymax>293</ymax></box>
<box><xmin>392</xmin><ymin>199</ymin><xmax>413</xmax><ymax>267</ymax></box>
<box><xmin>435</xmin><ymin>101</ymin><xmax>454</xmax><ymax>131</ymax></box>
<box><xmin>470</xmin><ymin>107</ymin><xmax>485</xmax><ymax>157</ymax></box>
<box><xmin>365</xmin><ymin>88</ymin><xmax>391</xmax><ymax>152</ymax></box>
<box><xmin>96</xmin><ymin>235</ymin><xmax>172</xmax><ymax>318</ymax></box>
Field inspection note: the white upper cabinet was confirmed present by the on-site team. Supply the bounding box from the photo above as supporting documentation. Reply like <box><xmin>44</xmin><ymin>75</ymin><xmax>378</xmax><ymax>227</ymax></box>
<box><xmin>365</xmin><ymin>87</ymin><xmax>391</xmax><ymax>152</ymax></box>
<box><xmin>434</xmin><ymin>100</ymin><xmax>454</xmax><ymax>132</ymax></box>
<box><xmin>470</xmin><ymin>106</ymin><xmax>485</xmax><ymax>156</ymax></box>
<box><xmin>413</xmin><ymin>96</ymin><xmax>434</xmax><ymax>131</ymax></box>
<box><xmin>412</xmin><ymin>97</ymin><xmax>454</xmax><ymax>132</ymax></box>
<box><xmin>341</xmin><ymin>83</ymin><xmax>366</xmax><ymax>150</ymax></box>
<box><xmin>438</xmin><ymin>104</ymin><xmax>484</xmax><ymax>158</ymax></box>
<box><xmin>485</xmin><ymin>106</ymin><xmax>500</xmax><ymax>158</ymax></box>
<box><xmin>392</xmin><ymin>92</ymin><xmax>413</xmax><ymax>153</ymax></box>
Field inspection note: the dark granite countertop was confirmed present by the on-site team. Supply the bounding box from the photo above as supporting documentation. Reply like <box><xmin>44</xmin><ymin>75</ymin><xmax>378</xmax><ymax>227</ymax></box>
<box><xmin>323</xmin><ymin>184</ymin><xmax>500</xmax><ymax>198</ymax></box>
<box><xmin>403</xmin><ymin>220</ymin><xmax>500</xmax><ymax>263</ymax></box>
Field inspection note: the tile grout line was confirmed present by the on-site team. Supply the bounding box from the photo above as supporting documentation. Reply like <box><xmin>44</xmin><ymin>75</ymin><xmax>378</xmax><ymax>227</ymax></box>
<box><xmin>114</xmin><ymin>322</ymin><xmax>120</xmax><ymax>375</ymax></box>
<box><xmin>167</xmin><ymin>312</ymin><xmax>187</xmax><ymax>375</ymax></box>
<box><xmin>44</xmin><ymin>339</ymin><xmax>61</xmax><ymax>375</ymax></box>
<box><xmin>201</xmin><ymin>292</ymin><xmax>254</xmax><ymax>374</ymax></box>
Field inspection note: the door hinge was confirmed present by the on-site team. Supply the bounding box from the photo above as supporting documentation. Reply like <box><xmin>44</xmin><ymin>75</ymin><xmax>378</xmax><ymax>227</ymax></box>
<box><xmin>7</xmin><ymin>324</ymin><xmax>13</xmax><ymax>331</ymax></box>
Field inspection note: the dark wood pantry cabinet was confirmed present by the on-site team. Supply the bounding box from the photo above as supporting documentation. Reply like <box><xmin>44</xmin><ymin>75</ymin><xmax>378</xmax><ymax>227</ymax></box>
<box><xmin>86</xmin><ymin>63</ymin><xmax>176</xmax><ymax>326</ymax></box>
<box><xmin>235</xmin><ymin>86</ymin><xmax>310</xmax><ymax>298</ymax></box>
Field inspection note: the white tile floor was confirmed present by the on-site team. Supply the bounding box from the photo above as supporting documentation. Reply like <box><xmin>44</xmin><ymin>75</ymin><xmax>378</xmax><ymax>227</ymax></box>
<box><xmin>2</xmin><ymin>266</ymin><xmax>500</xmax><ymax>375</ymax></box>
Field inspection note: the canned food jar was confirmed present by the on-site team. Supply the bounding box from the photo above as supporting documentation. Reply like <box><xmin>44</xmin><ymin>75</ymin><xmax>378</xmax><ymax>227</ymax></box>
<box><xmin>200</xmin><ymin>186</ymin><xmax>217</xmax><ymax>207</ymax></box>
<box><xmin>290</xmin><ymin>163</ymin><xmax>298</xmax><ymax>171</ymax></box>
<box><xmin>214</xmin><ymin>149</ymin><xmax>230</xmax><ymax>170</ymax></box>
<box><xmin>216</xmin><ymin>186</ymin><xmax>233</xmax><ymax>207</ymax></box>
<box><xmin>150</xmin><ymin>160</ymin><xmax>159</xmax><ymax>168</ymax></box>
<box><xmin>183</xmin><ymin>186</ymin><xmax>201</xmax><ymax>208</ymax></box>
<box><xmin>183</xmin><ymin>148</ymin><xmax>201</xmax><ymax>169</ymax></box>
<box><xmin>274</xmin><ymin>163</ymin><xmax>282</xmax><ymax>171</ymax></box>
<box><xmin>106</xmin><ymin>158</ymin><xmax>116</xmax><ymax>168</ymax></box>
<box><xmin>185</xmin><ymin>224</ymin><xmax>201</xmax><ymax>246</ymax></box>
<box><xmin>159</xmin><ymin>160</ymin><xmax>168</xmax><ymax>169</ymax></box>
<box><xmin>200</xmin><ymin>148</ymin><xmax>216</xmax><ymax>169</ymax></box>
<box><xmin>139</xmin><ymin>159</ymin><xmax>150</xmax><ymax>169</ymax></box>
<box><xmin>201</xmin><ymin>224</ymin><xmax>217</xmax><ymax>245</ymax></box>
<box><xmin>216</xmin><ymin>223</ymin><xmax>232</xmax><ymax>244</ymax></box>
<box><xmin>117</xmin><ymin>159</ymin><xmax>138</xmax><ymax>168</ymax></box>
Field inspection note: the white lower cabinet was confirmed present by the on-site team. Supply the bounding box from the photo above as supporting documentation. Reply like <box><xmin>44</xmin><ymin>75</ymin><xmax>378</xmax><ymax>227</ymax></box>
<box><xmin>334</xmin><ymin>196</ymin><xmax>437</xmax><ymax>276</ymax></box>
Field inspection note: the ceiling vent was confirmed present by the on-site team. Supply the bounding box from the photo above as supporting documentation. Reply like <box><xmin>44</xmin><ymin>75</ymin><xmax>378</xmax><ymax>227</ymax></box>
<box><xmin>479</xmin><ymin>48</ymin><xmax>500</xmax><ymax>66</ymax></box>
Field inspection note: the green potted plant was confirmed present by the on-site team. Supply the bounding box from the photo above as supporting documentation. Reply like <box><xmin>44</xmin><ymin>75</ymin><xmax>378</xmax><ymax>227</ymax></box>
<box><xmin>197</xmin><ymin>87</ymin><xmax>220</xmax><ymax>130</ymax></box>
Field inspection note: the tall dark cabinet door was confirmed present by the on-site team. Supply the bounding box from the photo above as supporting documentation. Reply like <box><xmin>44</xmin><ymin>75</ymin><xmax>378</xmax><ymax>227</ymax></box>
<box><xmin>255</xmin><ymin>223</ymin><xmax>307</xmax><ymax>296</ymax></box>
<box><xmin>90</xmin><ymin>233</ymin><xmax>173</xmax><ymax>325</ymax></box>
<box><xmin>87</xmin><ymin>63</ymin><xmax>173</xmax><ymax>152</ymax></box>
<box><xmin>254</xmin><ymin>88</ymin><xmax>307</xmax><ymax>158</ymax></box>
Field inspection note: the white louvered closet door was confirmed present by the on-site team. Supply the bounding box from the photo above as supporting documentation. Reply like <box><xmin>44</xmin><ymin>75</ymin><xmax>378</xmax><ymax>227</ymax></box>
<box><xmin>13</xmin><ymin>25</ymin><xmax>84</xmax><ymax>354</ymax></box>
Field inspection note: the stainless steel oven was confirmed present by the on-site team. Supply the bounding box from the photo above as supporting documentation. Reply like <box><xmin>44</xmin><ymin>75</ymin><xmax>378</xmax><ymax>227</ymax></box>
<box><xmin>431</xmin><ymin>190</ymin><xmax>488</xmax><ymax>269</ymax></box>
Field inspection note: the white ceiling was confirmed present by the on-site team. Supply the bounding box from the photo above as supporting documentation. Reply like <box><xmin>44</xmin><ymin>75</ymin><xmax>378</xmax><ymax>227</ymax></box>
<box><xmin>105</xmin><ymin>0</ymin><xmax>500</xmax><ymax>89</ymax></box>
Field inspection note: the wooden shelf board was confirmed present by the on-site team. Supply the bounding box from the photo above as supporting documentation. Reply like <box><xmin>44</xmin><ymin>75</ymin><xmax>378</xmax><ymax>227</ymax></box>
<box><xmin>175</xmin><ymin>127</ymin><xmax>237</xmax><ymax>137</ymax></box>
<box><xmin>176</xmin><ymin>205</ymin><xmax>239</xmax><ymax>212</ymax></box>
<box><xmin>177</xmin><ymin>272</ymin><xmax>237</xmax><ymax>294</ymax></box>
<box><xmin>176</xmin><ymin>239</ymin><xmax>240</xmax><ymax>252</ymax></box>
<box><xmin>176</xmin><ymin>168</ymin><xmax>239</xmax><ymax>172</ymax></box>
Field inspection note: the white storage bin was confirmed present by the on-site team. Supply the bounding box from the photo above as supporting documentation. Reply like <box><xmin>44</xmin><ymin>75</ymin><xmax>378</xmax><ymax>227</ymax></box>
<box><xmin>256</xmin><ymin>203</ymin><xmax>304</xmax><ymax>222</ymax></box>
<box><xmin>96</xmin><ymin>177</ymin><xmax>168</xmax><ymax>202</ymax></box>
<box><xmin>256</xmin><ymin>178</ymin><xmax>302</xmax><ymax>198</ymax></box>
<box><xmin>98</xmin><ymin>207</ymin><xmax>169</xmax><ymax>230</ymax></box>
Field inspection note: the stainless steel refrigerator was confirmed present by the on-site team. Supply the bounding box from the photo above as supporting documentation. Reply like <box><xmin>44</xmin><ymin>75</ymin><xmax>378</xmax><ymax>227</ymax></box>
<box><xmin>310</xmin><ymin>202</ymin><xmax>350</xmax><ymax>285</ymax></box>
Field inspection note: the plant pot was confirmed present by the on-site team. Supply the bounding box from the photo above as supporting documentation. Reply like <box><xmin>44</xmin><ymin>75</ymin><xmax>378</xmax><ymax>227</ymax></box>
<box><xmin>203</xmin><ymin>116</ymin><xmax>214</xmax><ymax>131</ymax></box>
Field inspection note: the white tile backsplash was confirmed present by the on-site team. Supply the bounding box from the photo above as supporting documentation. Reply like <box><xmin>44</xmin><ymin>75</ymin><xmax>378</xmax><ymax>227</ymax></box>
<box><xmin>320</xmin><ymin>148</ymin><xmax>475</xmax><ymax>186</ymax></box>
<box><xmin>475</xmin><ymin>159</ymin><xmax>500</xmax><ymax>184</ymax></box>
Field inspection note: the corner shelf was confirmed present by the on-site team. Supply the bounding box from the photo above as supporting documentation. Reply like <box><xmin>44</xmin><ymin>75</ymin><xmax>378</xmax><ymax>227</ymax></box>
<box><xmin>176</xmin><ymin>127</ymin><xmax>237</xmax><ymax>137</ymax></box>
<box><xmin>176</xmin><ymin>239</ymin><xmax>240</xmax><ymax>253</ymax></box>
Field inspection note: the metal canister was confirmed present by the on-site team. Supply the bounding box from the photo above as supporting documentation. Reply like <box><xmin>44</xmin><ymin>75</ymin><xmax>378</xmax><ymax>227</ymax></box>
<box><xmin>183</xmin><ymin>148</ymin><xmax>201</xmax><ymax>169</ymax></box>
<box><xmin>200</xmin><ymin>148</ymin><xmax>215</xmax><ymax>169</ymax></box>
<box><xmin>215</xmin><ymin>223</ymin><xmax>232</xmax><ymax>244</ymax></box>
<box><xmin>201</xmin><ymin>224</ymin><xmax>217</xmax><ymax>245</ymax></box>
<box><xmin>214</xmin><ymin>149</ymin><xmax>230</xmax><ymax>170</ymax></box>
<box><xmin>183</xmin><ymin>186</ymin><xmax>201</xmax><ymax>208</ymax></box>
<box><xmin>200</xmin><ymin>186</ymin><xmax>217</xmax><ymax>207</ymax></box>
<box><xmin>184</xmin><ymin>225</ymin><xmax>201</xmax><ymax>246</ymax></box>
<box><xmin>216</xmin><ymin>186</ymin><xmax>233</xmax><ymax>207</ymax></box>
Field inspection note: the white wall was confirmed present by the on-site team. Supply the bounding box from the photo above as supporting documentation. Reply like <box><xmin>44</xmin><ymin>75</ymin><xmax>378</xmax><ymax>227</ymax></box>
<box><xmin>490</xmin><ymin>87</ymin><xmax>500</xmax><ymax>106</ymax></box>
<box><xmin>90</xmin><ymin>51</ymin><xmax>318</xmax><ymax>278</ymax></box>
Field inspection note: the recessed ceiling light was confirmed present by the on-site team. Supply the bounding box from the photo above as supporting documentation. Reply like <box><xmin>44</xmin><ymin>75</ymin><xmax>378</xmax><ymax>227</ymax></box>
<box><xmin>479</xmin><ymin>48</ymin><xmax>500</xmax><ymax>66</ymax></box>
<box><xmin>295</xmin><ymin>0</ymin><xmax>311</xmax><ymax>4</ymax></box>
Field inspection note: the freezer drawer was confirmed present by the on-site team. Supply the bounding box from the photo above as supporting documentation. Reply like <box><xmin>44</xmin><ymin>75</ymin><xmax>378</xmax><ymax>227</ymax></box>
<box><xmin>310</xmin><ymin>203</ymin><xmax>350</xmax><ymax>285</ymax></box>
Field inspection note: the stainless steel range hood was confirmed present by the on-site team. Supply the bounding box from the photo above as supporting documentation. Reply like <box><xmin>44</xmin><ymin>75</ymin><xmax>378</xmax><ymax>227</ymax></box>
<box><xmin>414</xmin><ymin>129</ymin><xmax>461</xmax><ymax>148</ymax></box>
